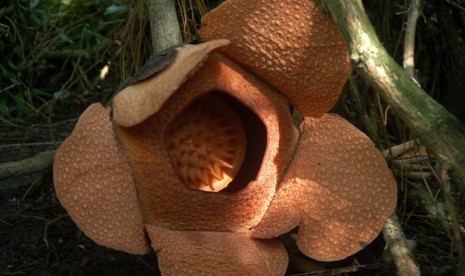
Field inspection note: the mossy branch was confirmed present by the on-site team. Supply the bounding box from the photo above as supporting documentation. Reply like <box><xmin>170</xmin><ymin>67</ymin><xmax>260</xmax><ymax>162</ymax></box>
<box><xmin>326</xmin><ymin>0</ymin><xmax>465</xmax><ymax>189</ymax></box>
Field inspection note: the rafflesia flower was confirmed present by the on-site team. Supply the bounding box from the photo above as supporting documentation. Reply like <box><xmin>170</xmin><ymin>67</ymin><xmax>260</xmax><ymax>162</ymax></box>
<box><xmin>53</xmin><ymin>0</ymin><xmax>397</xmax><ymax>275</ymax></box>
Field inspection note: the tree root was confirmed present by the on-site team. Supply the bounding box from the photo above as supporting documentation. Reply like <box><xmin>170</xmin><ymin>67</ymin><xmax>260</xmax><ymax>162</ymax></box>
<box><xmin>0</xmin><ymin>150</ymin><xmax>55</xmax><ymax>180</ymax></box>
<box><xmin>383</xmin><ymin>214</ymin><xmax>421</xmax><ymax>276</ymax></box>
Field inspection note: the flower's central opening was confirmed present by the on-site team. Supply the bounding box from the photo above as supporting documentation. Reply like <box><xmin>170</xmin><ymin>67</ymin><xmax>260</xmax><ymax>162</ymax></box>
<box><xmin>165</xmin><ymin>92</ymin><xmax>266</xmax><ymax>193</ymax></box>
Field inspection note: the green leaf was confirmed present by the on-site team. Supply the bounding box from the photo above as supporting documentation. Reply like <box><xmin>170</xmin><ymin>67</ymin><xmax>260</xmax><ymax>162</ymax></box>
<box><xmin>59</xmin><ymin>32</ymin><xmax>74</xmax><ymax>44</ymax></box>
<box><xmin>30</xmin><ymin>0</ymin><xmax>41</xmax><ymax>9</ymax></box>
<box><xmin>12</xmin><ymin>94</ymin><xmax>33</xmax><ymax>116</ymax></box>
<box><xmin>31</xmin><ymin>88</ymin><xmax>51</xmax><ymax>97</ymax></box>
<box><xmin>61</xmin><ymin>0</ymin><xmax>72</xmax><ymax>6</ymax></box>
<box><xmin>0</xmin><ymin>97</ymin><xmax>9</xmax><ymax>116</ymax></box>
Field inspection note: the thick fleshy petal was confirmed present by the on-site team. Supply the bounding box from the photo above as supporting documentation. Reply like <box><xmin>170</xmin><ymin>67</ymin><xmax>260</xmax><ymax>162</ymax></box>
<box><xmin>145</xmin><ymin>225</ymin><xmax>288</xmax><ymax>276</ymax></box>
<box><xmin>112</xmin><ymin>39</ymin><xmax>230</xmax><ymax>127</ymax></box>
<box><xmin>53</xmin><ymin>103</ymin><xmax>149</xmax><ymax>254</ymax></box>
<box><xmin>114</xmin><ymin>55</ymin><xmax>299</xmax><ymax>232</ymax></box>
<box><xmin>252</xmin><ymin>114</ymin><xmax>397</xmax><ymax>261</ymax></box>
<box><xmin>199</xmin><ymin>0</ymin><xmax>351</xmax><ymax>117</ymax></box>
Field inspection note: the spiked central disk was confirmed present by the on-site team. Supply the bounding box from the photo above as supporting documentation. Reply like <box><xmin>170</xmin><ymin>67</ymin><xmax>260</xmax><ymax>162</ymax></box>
<box><xmin>166</xmin><ymin>94</ymin><xmax>247</xmax><ymax>192</ymax></box>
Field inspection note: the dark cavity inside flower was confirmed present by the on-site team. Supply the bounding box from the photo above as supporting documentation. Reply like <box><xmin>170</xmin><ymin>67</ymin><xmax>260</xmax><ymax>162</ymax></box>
<box><xmin>165</xmin><ymin>92</ymin><xmax>267</xmax><ymax>193</ymax></box>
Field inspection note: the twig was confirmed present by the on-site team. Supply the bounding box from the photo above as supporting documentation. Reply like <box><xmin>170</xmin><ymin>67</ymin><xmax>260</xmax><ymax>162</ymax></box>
<box><xmin>447</xmin><ymin>0</ymin><xmax>465</xmax><ymax>12</ymax></box>
<box><xmin>403</xmin><ymin>0</ymin><xmax>421</xmax><ymax>78</ymax></box>
<box><xmin>0</xmin><ymin>217</ymin><xmax>12</xmax><ymax>226</ymax></box>
<box><xmin>382</xmin><ymin>139</ymin><xmax>419</xmax><ymax>159</ymax></box>
<box><xmin>21</xmin><ymin>174</ymin><xmax>44</xmax><ymax>201</ymax></box>
<box><xmin>0</xmin><ymin>142</ymin><xmax>62</xmax><ymax>149</ymax></box>
<box><xmin>0</xmin><ymin>150</ymin><xmax>56</xmax><ymax>180</ymax></box>
<box><xmin>402</xmin><ymin>0</ymin><xmax>463</xmax><ymax>262</ymax></box>
<box><xmin>43</xmin><ymin>214</ymin><xmax>67</xmax><ymax>272</ymax></box>
<box><xmin>288</xmin><ymin>261</ymin><xmax>381</xmax><ymax>276</ymax></box>
<box><xmin>390</xmin><ymin>1</ymin><xmax>422</xmax><ymax>274</ymax></box>
<box><xmin>435</xmin><ymin>166</ymin><xmax>464</xmax><ymax>261</ymax></box>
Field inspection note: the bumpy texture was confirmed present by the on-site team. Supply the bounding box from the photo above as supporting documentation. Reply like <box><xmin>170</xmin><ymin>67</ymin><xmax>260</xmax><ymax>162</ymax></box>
<box><xmin>252</xmin><ymin>114</ymin><xmax>397</xmax><ymax>261</ymax></box>
<box><xmin>166</xmin><ymin>94</ymin><xmax>247</xmax><ymax>192</ymax></box>
<box><xmin>53</xmin><ymin>104</ymin><xmax>149</xmax><ymax>254</ymax></box>
<box><xmin>146</xmin><ymin>225</ymin><xmax>288</xmax><ymax>276</ymax></box>
<box><xmin>54</xmin><ymin>1</ymin><xmax>398</xmax><ymax>273</ymax></box>
<box><xmin>114</xmin><ymin>55</ymin><xmax>299</xmax><ymax>233</ymax></box>
<box><xmin>112</xmin><ymin>39</ymin><xmax>230</xmax><ymax>127</ymax></box>
<box><xmin>199</xmin><ymin>0</ymin><xmax>351</xmax><ymax>117</ymax></box>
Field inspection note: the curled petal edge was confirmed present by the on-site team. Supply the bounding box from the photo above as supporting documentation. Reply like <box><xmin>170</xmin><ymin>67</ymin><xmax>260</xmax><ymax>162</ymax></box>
<box><xmin>112</xmin><ymin>39</ymin><xmax>231</xmax><ymax>127</ymax></box>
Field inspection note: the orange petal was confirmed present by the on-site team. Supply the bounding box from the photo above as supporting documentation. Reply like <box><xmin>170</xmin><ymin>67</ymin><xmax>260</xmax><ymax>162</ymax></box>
<box><xmin>112</xmin><ymin>39</ymin><xmax>230</xmax><ymax>127</ymax></box>
<box><xmin>145</xmin><ymin>225</ymin><xmax>288</xmax><ymax>276</ymax></box>
<box><xmin>53</xmin><ymin>103</ymin><xmax>149</xmax><ymax>254</ymax></box>
<box><xmin>252</xmin><ymin>114</ymin><xmax>397</xmax><ymax>261</ymax></box>
<box><xmin>114</xmin><ymin>55</ymin><xmax>299</xmax><ymax>232</ymax></box>
<box><xmin>199</xmin><ymin>0</ymin><xmax>351</xmax><ymax>117</ymax></box>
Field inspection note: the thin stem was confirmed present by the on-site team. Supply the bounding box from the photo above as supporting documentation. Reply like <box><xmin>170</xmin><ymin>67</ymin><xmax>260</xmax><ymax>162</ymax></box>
<box><xmin>403</xmin><ymin>0</ymin><xmax>421</xmax><ymax>77</ymax></box>
<box><xmin>148</xmin><ymin>0</ymin><xmax>183</xmax><ymax>52</ymax></box>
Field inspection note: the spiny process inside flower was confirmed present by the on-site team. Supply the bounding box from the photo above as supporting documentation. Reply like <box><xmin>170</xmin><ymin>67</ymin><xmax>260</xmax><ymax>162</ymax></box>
<box><xmin>165</xmin><ymin>93</ymin><xmax>247</xmax><ymax>192</ymax></box>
